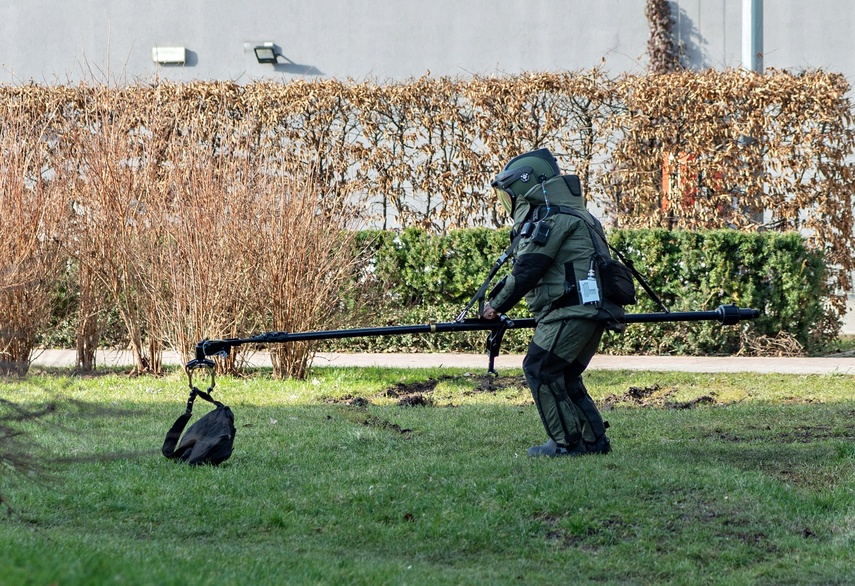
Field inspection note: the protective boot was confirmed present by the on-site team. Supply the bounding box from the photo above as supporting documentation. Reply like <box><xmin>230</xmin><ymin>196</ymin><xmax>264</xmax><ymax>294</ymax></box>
<box><xmin>585</xmin><ymin>434</ymin><xmax>612</xmax><ymax>455</ymax></box>
<box><xmin>527</xmin><ymin>438</ymin><xmax>588</xmax><ymax>458</ymax></box>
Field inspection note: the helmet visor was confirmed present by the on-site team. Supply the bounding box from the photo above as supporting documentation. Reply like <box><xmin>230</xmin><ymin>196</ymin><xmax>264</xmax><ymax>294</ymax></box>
<box><xmin>494</xmin><ymin>187</ymin><xmax>514</xmax><ymax>214</ymax></box>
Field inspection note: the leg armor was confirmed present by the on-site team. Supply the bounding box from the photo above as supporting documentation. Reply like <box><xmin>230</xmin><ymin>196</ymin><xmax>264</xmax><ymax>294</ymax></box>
<box><xmin>523</xmin><ymin>318</ymin><xmax>602</xmax><ymax>447</ymax></box>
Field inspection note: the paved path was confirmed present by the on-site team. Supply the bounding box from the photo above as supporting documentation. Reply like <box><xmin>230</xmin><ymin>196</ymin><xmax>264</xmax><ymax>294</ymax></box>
<box><xmin>29</xmin><ymin>349</ymin><xmax>855</xmax><ymax>375</ymax></box>
<box><xmin>20</xmin><ymin>294</ymin><xmax>855</xmax><ymax>375</ymax></box>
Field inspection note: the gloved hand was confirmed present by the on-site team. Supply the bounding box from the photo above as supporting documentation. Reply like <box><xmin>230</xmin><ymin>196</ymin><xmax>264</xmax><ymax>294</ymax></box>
<box><xmin>481</xmin><ymin>303</ymin><xmax>498</xmax><ymax>320</ymax></box>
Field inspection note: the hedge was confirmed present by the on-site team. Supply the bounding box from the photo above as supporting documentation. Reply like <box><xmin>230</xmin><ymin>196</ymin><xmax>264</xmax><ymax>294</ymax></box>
<box><xmin>7</xmin><ymin>71</ymin><xmax>854</xmax><ymax>373</ymax></box>
<box><xmin>323</xmin><ymin>227</ymin><xmax>832</xmax><ymax>356</ymax></box>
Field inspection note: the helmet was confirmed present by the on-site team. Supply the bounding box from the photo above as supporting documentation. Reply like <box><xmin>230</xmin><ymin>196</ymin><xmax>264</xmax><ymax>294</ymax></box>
<box><xmin>491</xmin><ymin>148</ymin><xmax>561</xmax><ymax>214</ymax></box>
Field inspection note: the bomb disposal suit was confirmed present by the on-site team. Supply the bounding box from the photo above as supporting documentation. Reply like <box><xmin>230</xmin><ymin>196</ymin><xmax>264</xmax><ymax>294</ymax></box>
<box><xmin>483</xmin><ymin>149</ymin><xmax>617</xmax><ymax>457</ymax></box>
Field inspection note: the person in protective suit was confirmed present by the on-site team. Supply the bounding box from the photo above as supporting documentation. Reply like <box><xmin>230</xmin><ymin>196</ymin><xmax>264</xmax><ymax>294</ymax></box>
<box><xmin>481</xmin><ymin>148</ymin><xmax>617</xmax><ymax>457</ymax></box>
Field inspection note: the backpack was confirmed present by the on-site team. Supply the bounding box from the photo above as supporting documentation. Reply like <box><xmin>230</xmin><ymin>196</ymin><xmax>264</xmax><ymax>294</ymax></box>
<box><xmin>162</xmin><ymin>387</ymin><xmax>235</xmax><ymax>466</ymax></box>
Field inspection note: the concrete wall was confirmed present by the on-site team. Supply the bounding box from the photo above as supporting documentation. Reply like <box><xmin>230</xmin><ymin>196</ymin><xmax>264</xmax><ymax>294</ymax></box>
<box><xmin>0</xmin><ymin>0</ymin><xmax>644</xmax><ymax>83</ymax></box>
<box><xmin>673</xmin><ymin>0</ymin><xmax>855</xmax><ymax>76</ymax></box>
<box><xmin>4</xmin><ymin>1</ymin><xmax>854</xmax><ymax>84</ymax></box>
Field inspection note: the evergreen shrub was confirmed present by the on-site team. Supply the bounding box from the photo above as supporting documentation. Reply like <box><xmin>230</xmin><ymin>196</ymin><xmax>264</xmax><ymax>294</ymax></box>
<box><xmin>325</xmin><ymin>227</ymin><xmax>833</xmax><ymax>356</ymax></box>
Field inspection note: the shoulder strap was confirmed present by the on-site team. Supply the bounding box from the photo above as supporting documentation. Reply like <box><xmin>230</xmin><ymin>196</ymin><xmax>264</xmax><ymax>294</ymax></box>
<box><xmin>455</xmin><ymin>228</ymin><xmax>528</xmax><ymax>322</ymax></box>
<box><xmin>538</xmin><ymin>205</ymin><xmax>610</xmax><ymax>255</ymax></box>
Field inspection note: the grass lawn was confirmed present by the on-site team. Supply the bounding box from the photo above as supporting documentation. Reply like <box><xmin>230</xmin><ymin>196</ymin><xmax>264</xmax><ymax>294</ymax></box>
<box><xmin>1</xmin><ymin>365</ymin><xmax>854</xmax><ymax>585</ymax></box>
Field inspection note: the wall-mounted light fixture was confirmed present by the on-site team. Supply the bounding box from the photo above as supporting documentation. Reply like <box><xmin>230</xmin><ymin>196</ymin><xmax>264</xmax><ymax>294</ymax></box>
<box><xmin>152</xmin><ymin>46</ymin><xmax>186</xmax><ymax>65</ymax></box>
<box><xmin>253</xmin><ymin>42</ymin><xmax>280</xmax><ymax>64</ymax></box>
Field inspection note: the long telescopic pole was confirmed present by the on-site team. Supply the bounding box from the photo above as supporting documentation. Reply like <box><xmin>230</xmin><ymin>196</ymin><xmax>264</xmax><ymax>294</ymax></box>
<box><xmin>194</xmin><ymin>304</ymin><xmax>760</xmax><ymax>363</ymax></box>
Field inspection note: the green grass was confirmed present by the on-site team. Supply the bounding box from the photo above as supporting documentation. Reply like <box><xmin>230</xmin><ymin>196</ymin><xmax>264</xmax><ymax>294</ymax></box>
<box><xmin>1</xmin><ymin>366</ymin><xmax>854</xmax><ymax>585</ymax></box>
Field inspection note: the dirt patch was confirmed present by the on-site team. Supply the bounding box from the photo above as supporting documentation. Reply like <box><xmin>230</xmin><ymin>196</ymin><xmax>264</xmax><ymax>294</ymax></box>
<box><xmin>475</xmin><ymin>374</ymin><xmax>528</xmax><ymax>393</ymax></box>
<box><xmin>378</xmin><ymin>374</ymin><xmax>528</xmax><ymax>407</ymax></box>
<box><xmin>382</xmin><ymin>377</ymin><xmax>444</xmax><ymax>407</ymax></box>
<box><xmin>383</xmin><ymin>377</ymin><xmax>445</xmax><ymax>397</ymax></box>
<box><xmin>323</xmin><ymin>394</ymin><xmax>372</xmax><ymax>407</ymax></box>
<box><xmin>396</xmin><ymin>394</ymin><xmax>433</xmax><ymax>407</ymax></box>
<box><xmin>669</xmin><ymin>395</ymin><xmax>717</xmax><ymax>409</ymax></box>
<box><xmin>357</xmin><ymin>413</ymin><xmax>413</xmax><ymax>436</ymax></box>
<box><xmin>600</xmin><ymin>383</ymin><xmax>673</xmax><ymax>408</ymax></box>
<box><xmin>323</xmin><ymin>374</ymin><xmax>528</xmax><ymax>437</ymax></box>
<box><xmin>601</xmin><ymin>383</ymin><xmax>719</xmax><ymax>409</ymax></box>
<box><xmin>770</xmin><ymin>425</ymin><xmax>854</xmax><ymax>443</ymax></box>
<box><xmin>331</xmin><ymin>405</ymin><xmax>414</xmax><ymax>437</ymax></box>
<box><xmin>779</xmin><ymin>396</ymin><xmax>821</xmax><ymax>405</ymax></box>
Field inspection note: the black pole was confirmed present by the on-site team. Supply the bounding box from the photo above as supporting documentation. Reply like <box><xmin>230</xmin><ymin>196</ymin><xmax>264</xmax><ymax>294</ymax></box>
<box><xmin>195</xmin><ymin>304</ymin><xmax>760</xmax><ymax>362</ymax></box>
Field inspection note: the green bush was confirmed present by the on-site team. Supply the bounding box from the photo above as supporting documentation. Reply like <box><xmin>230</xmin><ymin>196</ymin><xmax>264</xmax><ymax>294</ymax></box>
<box><xmin>354</xmin><ymin>227</ymin><xmax>513</xmax><ymax>306</ymax></box>
<box><xmin>603</xmin><ymin>229</ymin><xmax>832</xmax><ymax>355</ymax></box>
<box><xmin>325</xmin><ymin>227</ymin><xmax>834</xmax><ymax>356</ymax></box>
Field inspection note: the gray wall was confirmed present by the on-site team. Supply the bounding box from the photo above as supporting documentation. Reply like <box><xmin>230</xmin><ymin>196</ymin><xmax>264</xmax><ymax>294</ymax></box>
<box><xmin>673</xmin><ymin>0</ymin><xmax>855</xmax><ymax>76</ymax></box>
<box><xmin>1</xmin><ymin>0</ymin><xmax>646</xmax><ymax>83</ymax></box>
<box><xmin>4</xmin><ymin>1</ymin><xmax>853</xmax><ymax>84</ymax></box>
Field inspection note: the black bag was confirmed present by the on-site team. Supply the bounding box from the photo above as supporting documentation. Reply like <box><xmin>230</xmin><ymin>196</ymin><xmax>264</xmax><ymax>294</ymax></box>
<box><xmin>597</xmin><ymin>256</ymin><xmax>637</xmax><ymax>306</ymax></box>
<box><xmin>162</xmin><ymin>388</ymin><xmax>235</xmax><ymax>466</ymax></box>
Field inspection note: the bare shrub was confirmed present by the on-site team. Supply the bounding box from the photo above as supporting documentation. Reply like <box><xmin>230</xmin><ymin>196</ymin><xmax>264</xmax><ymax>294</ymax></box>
<box><xmin>62</xmin><ymin>161</ymin><xmax>108</xmax><ymax>372</ymax></box>
<box><xmin>0</xmin><ymin>116</ymin><xmax>65</xmax><ymax>375</ymax></box>
<box><xmin>153</xmin><ymin>161</ymin><xmax>365</xmax><ymax>378</ymax></box>
<box><xmin>242</xmin><ymin>170</ymin><xmax>365</xmax><ymax>379</ymax></box>
<box><xmin>65</xmin><ymin>88</ymin><xmax>167</xmax><ymax>374</ymax></box>
<box><xmin>73</xmin><ymin>263</ymin><xmax>105</xmax><ymax>371</ymax></box>
<box><xmin>148</xmin><ymin>116</ymin><xmax>275</xmax><ymax>374</ymax></box>
<box><xmin>128</xmin><ymin>107</ymin><xmax>367</xmax><ymax>378</ymax></box>
<box><xmin>150</xmin><ymin>145</ymin><xmax>257</xmax><ymax>374</ymax></box>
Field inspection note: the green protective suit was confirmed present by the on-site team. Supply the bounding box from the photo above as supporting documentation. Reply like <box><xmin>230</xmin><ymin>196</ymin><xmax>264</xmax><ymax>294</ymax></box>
<box><xmin>488</xmin><ymin>175</ymin><xmax>611</xmax><ymax>448</ymax></box>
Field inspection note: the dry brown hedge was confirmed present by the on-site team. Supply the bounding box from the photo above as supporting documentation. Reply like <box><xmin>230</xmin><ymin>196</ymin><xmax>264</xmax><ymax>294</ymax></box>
<box><xmin>606</xmin><ymin>69</ymin><xmax>855</xmax><ymax>302</ymax></box>
<box><xmin>1</xmin><ymin>69</ymin><xmax>853</xmax><ymax>374</ymax></box>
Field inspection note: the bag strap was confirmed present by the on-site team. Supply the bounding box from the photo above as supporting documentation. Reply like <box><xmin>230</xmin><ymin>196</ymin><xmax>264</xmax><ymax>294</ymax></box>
<box><xmin>194</xmin><ymin>388</ymin><xmax>225</xmax><ymax>409</ymax></box>
<box><xmin>537</xmin><ymin>205</ymin><xmax>670</xmax><ymax>313</ymax></box>
<box><xmin>161</xmin><ymin>387</ymin><xmax>225</xmax><ymax>460</ymax></box>
<box><xmin>455</xmin><ymin>228</ymin><xmax>529</xmax><ymax>322</ymax></box>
